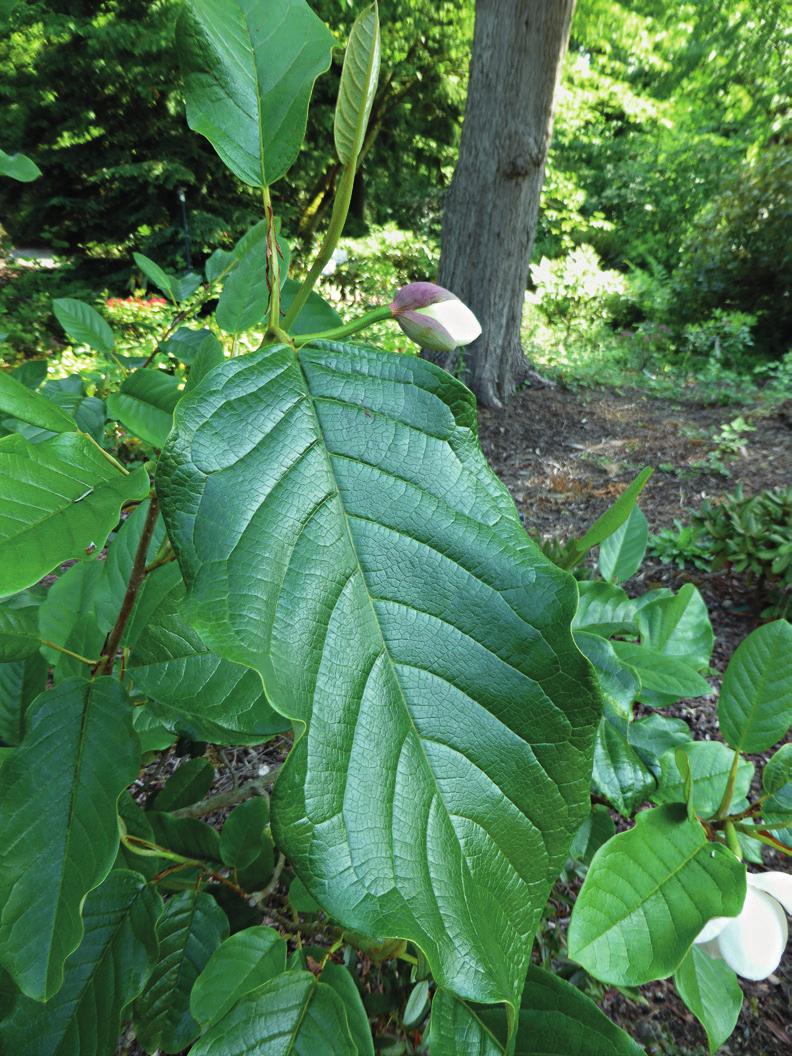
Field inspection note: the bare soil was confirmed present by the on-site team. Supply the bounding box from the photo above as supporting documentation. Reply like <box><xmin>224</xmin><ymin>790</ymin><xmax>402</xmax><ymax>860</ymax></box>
<box><xmin>479</xmin><ymin>381</ymin><xmax>792</xmax><ymax>1056</ymax></box>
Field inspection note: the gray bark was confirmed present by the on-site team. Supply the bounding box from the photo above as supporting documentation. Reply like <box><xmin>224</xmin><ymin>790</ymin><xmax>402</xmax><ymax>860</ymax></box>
<box><xmin>433</xmin><ymin>0</ymin><xmax>575</xmax><ymax>407</ymax></box>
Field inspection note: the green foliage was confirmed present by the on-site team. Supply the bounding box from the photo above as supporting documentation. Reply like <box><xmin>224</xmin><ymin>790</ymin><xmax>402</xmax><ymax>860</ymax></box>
<box><xmin>0</xmin><ymin>4</ymin><xmax>789</xmax><ymax>1055</ymax></box>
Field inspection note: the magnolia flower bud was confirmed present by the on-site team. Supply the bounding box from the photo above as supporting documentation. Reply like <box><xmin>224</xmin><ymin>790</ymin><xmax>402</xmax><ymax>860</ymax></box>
<box><xmin>390</xmin><ymin>282</ymin><xmax>482</xmax><ymax>353</ymax></box>
<box><xmin>694</xmin><ymin>870</ymin><xmax>792</xmax><ymax>980</ymax></box>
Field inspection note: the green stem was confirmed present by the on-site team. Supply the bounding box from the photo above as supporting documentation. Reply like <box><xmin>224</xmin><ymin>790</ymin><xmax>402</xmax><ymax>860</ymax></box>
<box><xmin>293</xmin><ymin>305</ymin><xmax>393</xmax><ymax>348</ymax></box>
<box><xmin>734</xmin><ymin>824</ymin><xmax>792</xmax><ymax>856</ymax></box>
<box><xmin>263</xmin><ymin>185</ymin><xmax>282</xmax><ymax>335</ymax></box>
<box><xmin>80</xmin><ymin>430</ymin><xmax>129</xmax><ymax>476</ymax></box>
<box><xmin>724</xmin><ymin>821</ymin><xmax>742</xmax><ymax>859</ymax></box>
<box><xmin>39</xmin><ymin>639</ymin><xmax>99</xmax><ymax>666</ymax></box>
<box><xmin>282</xmin><ymin>163</ymin><xmax>356</xmax><ymax>331</ymax></box>
<box><xmin>715</xmin><ymin>750</ymin><xmax>742</xmax><ymax>819</ymax></box>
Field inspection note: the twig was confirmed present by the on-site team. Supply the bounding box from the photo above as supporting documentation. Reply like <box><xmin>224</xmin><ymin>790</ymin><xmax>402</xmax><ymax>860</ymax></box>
<box><xmin>171</xmin><ymin>768</ymin><xmax>281</xmax><ymax>819</ymax></box>
<box><xmin>253</xmin><ymin>851</ymin><xmax>286</xmax><ymax>906</ymax></box>
<box><xmin>95</xmin><ymin>496</ymin><xmax>159</xmax><ymax>676</ymax></box>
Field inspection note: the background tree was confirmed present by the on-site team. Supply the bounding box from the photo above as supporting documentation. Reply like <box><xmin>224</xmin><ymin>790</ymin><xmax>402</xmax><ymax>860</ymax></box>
<box><xmin>433</xmin><ymin>0</ymin><xmax>576</xmax><ymax>407</ymax></box>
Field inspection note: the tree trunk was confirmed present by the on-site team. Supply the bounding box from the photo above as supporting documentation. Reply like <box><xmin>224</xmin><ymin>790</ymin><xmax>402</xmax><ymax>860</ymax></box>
<box><xmin>434</xmin><ymin>0</ymin><xmax>575</xmax><ymax>407</ymax></box>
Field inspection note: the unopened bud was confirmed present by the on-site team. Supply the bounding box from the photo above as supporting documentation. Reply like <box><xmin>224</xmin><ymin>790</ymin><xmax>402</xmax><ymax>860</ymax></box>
<box><xmin>390</xmin><ymin>282</ymin><xmax>481</xmax><ymax>353</ymax></box>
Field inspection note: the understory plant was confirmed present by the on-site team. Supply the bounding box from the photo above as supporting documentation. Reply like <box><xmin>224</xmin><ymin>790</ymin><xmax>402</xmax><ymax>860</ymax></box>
<box><xmin>0</xmin><ymin>3</ymin><xmax>790</xmax><ymax>1056</ymax></box>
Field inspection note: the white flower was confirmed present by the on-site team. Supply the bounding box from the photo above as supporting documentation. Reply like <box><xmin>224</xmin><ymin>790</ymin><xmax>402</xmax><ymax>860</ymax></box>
<box><xmin>694</xmin><ymin>870</ymin><xmax>792</xmax><ymax>980</ymax></box>
<box><xmin>391</xmin><ymin>282</ymin><xmax>482</xmax><ymax>353</ymax></box>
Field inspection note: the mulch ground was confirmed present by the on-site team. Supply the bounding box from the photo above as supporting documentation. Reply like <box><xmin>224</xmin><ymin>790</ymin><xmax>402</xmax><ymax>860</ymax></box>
<box><xmin>479</xmin><ymin>381</ymin><xmax>792</xmax><ymax>1055</ymax></box>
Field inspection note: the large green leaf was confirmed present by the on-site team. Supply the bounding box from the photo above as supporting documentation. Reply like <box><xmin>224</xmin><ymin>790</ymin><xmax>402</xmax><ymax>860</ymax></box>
<box><xmin>107</xmin><ymin>368</ymin><xmax>182</xmax><ymax>447</ymax></box>
<box><xmin>153</xmin><ymin>757</ymin><xmax>214</xmax><ymax>811</ymax></box>
<box><xmin>126</xmin><ymin>578</ymin><xmax>288</xmax><ymax>744</ymax></box>
<box><xmin>0</xmin><ymin>148</ymin><xmax>41</xmax><ymax>182</ymax></box>
<box><xmin>429</xmin><ymin>966</ymin><xmax>645</xmax><ymax>1055</ymax></box>
<box><xmin>762</xmin><ymin>743</ymin><xmax>792</xmax><ymax>823</ymax></box>
<box><xmin>190</xmin><ymin>926</ymin><xmax>286</xmax><ymax>1028</ymax></box>
<box><xmin>627</xmin><ymin>713</ymin><xmax>692</xmax><ymax>777</ymax></box>
<box><xmin>220</xmin><ymin>797</ymin><xmax>270</xmax><ymax>870</ymax></box>
<box><xmin>568</xmin><ymin>804</ymin><xmax>746</xmax><ymax>986</ymax></box>
<box><xmin>637</xmin><ymin>584</ymin><xmax>713</xmax><ymax>671</ymax></box>
<box><xmin>157</xmin><ymin>340</ymin><xmax>601</xmax><ymax>1013</ymax></box>
<box><xmin>673</xmin><ymin>945</ymin><xmax>743</xmax><ymax>1054</ymax></box>
<box><xmin>178</xmin><ymin>0</ymin><xmax>335</xmax><ymax>187</ymax></box>
<box><xmin>0</xmin><ymin>870</ymin><xmax>162</xmax><ymax>1056</ymax></box>
<box><xmin>0</xmin><ymin>369</ymin><xmax>77</xmax><ymax>434</ymax></box>
<box><xmin>0</xmin><ymin>652</ymin><xmax>47</xmax><ymax>745</ymax></box>
<box><xmin>597</xmin><ymin>505</ymin><xmax>648</xmax><ymax>583</ymax></box>
<box><xmin>0</xmin><ymin>677</ymin><xmax>140</xmax><ymax>1000</ymax></box>
<box><xmin>0</xmin><ymin>432</ymin><xmax>149</xmax><ymax>596</ymax></box>
<box><xmin>132</xmin><ymin>890</ymin><xmax>228</xmax><ymax>1054</ymax></box>
<box><xmin>215</xmin><ymin>221</ymin><xmax>291</xmax><ymax>333</ymax></box>
<box><xmin>281</xmin><ymin>279</ymin><xmax>342</xmax><ymax>336</ymax></box>
<box><xmin>158</xmin><ymin>342</ymin><xmax>599</xmax><ymax>1009</ymax></box>
<box><xmin>652</xmin><ymin>741</ymin><xmax>753</xmax><ymax>818</ymax></box>
<box><xmin>717</xmin><ymin>620</ymin><xmax>792</xmax><ymax>752</ymax></box>
<box><xmin>189</xmin><ymin>970</ymin><xmax>358</xmax><ymax>1056</ymax></box>
<box><xmin>334</xmin><ymin>3</ymin><xmax>381</xmax><ymax>167</ymax></box>
<box><xmin>92</xmin><ymin>498</ymin><xmax>166</xmax><ymax>633</ymax></box>
<box><xmin>52</xmin><ymin>298</ymin><xmax>115</xmax><ymax>356</ymax></box>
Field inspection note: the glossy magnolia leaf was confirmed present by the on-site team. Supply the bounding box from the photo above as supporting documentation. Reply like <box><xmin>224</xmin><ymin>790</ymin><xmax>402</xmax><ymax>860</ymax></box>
<box><xmin>598</xmin><ymin>505</ymin><xmax>648</xmax><ymax>583</ymax></box>
<box><xmin>592</xmin><ymin>718</ymin><xmax>655</xmax><ymax>817</ymax></box>
<box><xmin>190</xmin><ymin>970</ymin><xmax>358</xmax><ymax>1056</ymax></box>
<box><xmin>568</xmin><ymin>804</ymin><xmax>746</xmax><ymax>986</ymax></box>
<box><xmin>107</xmin><ymin>368</ymin><xmax>182</xmax><ymax>447</ymax></box>
<box><xmin>0</xmin><ymin>870</ymin><xmax>162</xmax><ymax>1056</ymax></box>
<box><xmin>220</xmin><ymin>796</ymin><xmax>270</xmax><ymax>870</ymax></box>
<box><xmin>429</xmin><ymin>966</ymin><xmax>645</xmax><ymax>1056</ymax></box>
<box><xmin>0</xmin><ymin>432</ymin><xmax>149</xmax><ymax>596</ymax></box>
<box><xmin>573</xmin><ymin>581</ymin><xmax>638</xmax><ymax>637</ymax></box>
<box><xmin>320</xmin><ymin>963</ymin><xmax>374</xmax><ymax>1056</ymax></box>
<box><xmin>610</xmin><ymin>641</ymin><xmax>711</xmax><ymax>704</ymax></box>
<box><xmin>569</xmin><ymin>804</ymin><xmax>616</xmax><ymax>865</ymax></box>
<box><xmin>673</xmin><ymin>945</ymin><xmax>743</xmax><ymax>1054</ymax></box>
<box><xmin>573</xmin><ymin>467</ymin><xmax>652</xmax><ymax>561</ymax></box>
<box><xmin>126</xmin><ymin>578</ymin><xmax>288</xmax><ymax>745</ymax></box>
<box><xmin>717</xmin><ymin>620</ymin><xmax>792</xmax><ymax>753</ymax></box>
<box><xmin>157</xmin><ymin>341</ymin><xmax>601</xmax><ymax>1012</ymax></box>
<box><xmin>281</xmin><ymin>278</ymin><xmax>342</xmax><ymax>336</ymax></box>
<box><xmin>0</xmin><ymin>652</ymin><xmax>47</xmax><ymax>745</ymax></box>
<box><xmin>575</xmin><ymin>630</ymin><xmax>639</xmax><ymax>722</ymax></box>
<box><xmin>178</xmin><ymin>0</ymin><xmax>335</xmax><ymax>187</ymax></box>
<box><xmin>38</xmin><ymin>561</ymin><xmax>104</xmax><ymax>680</ymax></box>
<box><xmin>652</xmin><ymin>741</ymin><xmax>753</xmax><ymax>818</ymax></box>
<box><xmin>334</xmin><ymin>3</ymin><xmax>381</xmax><ymax>167</ymax></box>
<box><xmin>152</xmin><ymin>757</ymin><xmax>214</xmax><ymax>811</ymax></box>
<box><xmin>0</xmin><ymin>596</ymin><xmax>39</xmax><ymax>661</ymax></box>
<box><xmin>0</xmin><ymin>148</ymin><xmax>41</xmax><ymax>182</ymax></box>
<box><xmin>190</xmin><ymin>926</ymin><xmax>286</xmax><ymax>1028</ymax></box>
<box><xmin>638</xmin><ymin>584</ymin><xmax>713</xmax><ymax>671</ymax></box>
<box><xmin>133</xmin><ymin>890</ymin><xmax>228</xmax><ymax>1054</ymax></box>
<box><xmin>215</xmin><ymin>221</ymin><xmax>290</xmax><ymax>333</ymax></box>
<box><xmin>627</xmin><ymin>713</ymin><xmax>692</xmax><ymax>777</ymax></box>
<box><xmin>11</xmin><ymin>359</ymin><xmax>47</xmax><ymax>389</ymax></box>
<box><xmin>0</xmin><ymin>677</ymin><xmax>140</xmax><ymax>1000</ymax></box>
<box><xmin>52</xmin><ymin>298</ymin><xmax>115</xmax><ymax>356</ymax></box>
<box><xmin>0</xmin><ymin>369</ymin><xmax>77</xmax><ymax>434</ymax></box>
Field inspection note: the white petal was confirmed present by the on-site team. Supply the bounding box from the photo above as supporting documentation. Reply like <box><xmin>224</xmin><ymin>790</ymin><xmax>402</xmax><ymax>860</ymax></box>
<box><xmin>714</xmin><ymin>887</ymin><xmax>788</xmax><ymax>980</ymax></box>
<box><xmin>748</xmin><ymin>870</ymin><xmax>792</xmax><ymax>914</ymax></box>
<box><xmin>694</xmin><ymin>916</ymin><xmax>733</xmax><ymax>944</ymax></box>
<box><xmin>418</xmin><ymin>299</ymin><xmax>482</xmax><ymax>345</ymax></box>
